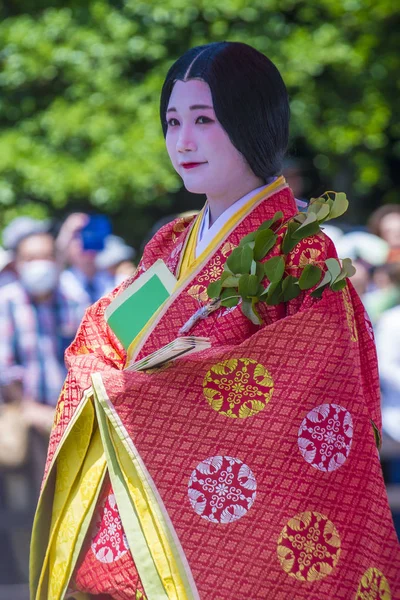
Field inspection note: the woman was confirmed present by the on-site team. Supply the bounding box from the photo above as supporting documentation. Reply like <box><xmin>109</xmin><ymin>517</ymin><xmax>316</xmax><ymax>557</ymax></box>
<box><xmin>30</xmin><ymin>42</ymin><xmax>400</xmax><ymax>600</ymax></box>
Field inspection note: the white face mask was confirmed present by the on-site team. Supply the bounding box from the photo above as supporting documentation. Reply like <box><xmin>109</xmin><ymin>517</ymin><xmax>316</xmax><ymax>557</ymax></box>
<box><xmin>17</xmin><ymin>259</ymin><xmax>59</xmax><ymax>296</ymax></box>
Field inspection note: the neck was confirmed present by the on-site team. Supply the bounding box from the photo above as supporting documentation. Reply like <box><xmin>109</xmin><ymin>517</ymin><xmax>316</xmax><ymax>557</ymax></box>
<box><xmin>207</xmin><ymin>178</ymin><xmax>265</xmax><ymax>226</ymax></box>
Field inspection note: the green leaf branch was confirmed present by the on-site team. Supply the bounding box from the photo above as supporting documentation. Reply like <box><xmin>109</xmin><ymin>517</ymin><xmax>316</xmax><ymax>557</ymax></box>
<box><xmin>206</xmin><ymin>191</ymin><xmax>355</xmax><ymax>325</ymax></box>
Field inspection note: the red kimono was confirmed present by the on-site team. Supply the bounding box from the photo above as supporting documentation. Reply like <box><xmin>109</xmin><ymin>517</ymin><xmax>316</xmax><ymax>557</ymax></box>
<box><xmin>31</xmin><ymin>179</ymin><xmax>400</xmax><ymax>600</ymax></box>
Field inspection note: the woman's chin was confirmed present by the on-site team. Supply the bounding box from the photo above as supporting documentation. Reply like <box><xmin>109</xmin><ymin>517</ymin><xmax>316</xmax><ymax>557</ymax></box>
<box><xmin>183</xmin><ymin>181</ymin><xmax>208</xmax><ymax>195</ymax></box>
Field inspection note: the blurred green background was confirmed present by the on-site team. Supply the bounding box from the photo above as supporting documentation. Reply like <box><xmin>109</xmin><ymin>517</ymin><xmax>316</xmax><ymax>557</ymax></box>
<box><xmin>1</xmin><ymin>0</ymin><xmax>399</xmax><ymax>248</ymax></box>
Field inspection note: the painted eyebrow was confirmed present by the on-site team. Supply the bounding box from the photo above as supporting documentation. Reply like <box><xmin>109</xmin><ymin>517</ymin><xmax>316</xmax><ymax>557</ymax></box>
<box><xmin>166</xmin><ymin>104</ymin><xmax>214</xmax><ymax>113</ymax></box>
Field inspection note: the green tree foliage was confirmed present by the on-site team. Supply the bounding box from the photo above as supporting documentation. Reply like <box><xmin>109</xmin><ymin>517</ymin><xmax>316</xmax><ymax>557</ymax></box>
<box><xmin>0</xmin><ymin>1</ymin><xmax>399</xmax><ymax>243</ymax></box>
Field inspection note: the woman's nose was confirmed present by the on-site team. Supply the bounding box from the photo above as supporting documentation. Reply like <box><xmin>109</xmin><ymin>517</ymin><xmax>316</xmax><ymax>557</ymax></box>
<box><xmin>176</xmin><ymin>126</ymin><xmax>196</xmax><ymax>153</ymax></box>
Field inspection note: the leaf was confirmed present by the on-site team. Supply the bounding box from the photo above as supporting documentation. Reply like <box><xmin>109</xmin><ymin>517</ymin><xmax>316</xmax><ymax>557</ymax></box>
<box><xmin>298</xmin><ymin>264</ymin><xmax>322</xmax><ymax>290</ymax></box>
<box><xmin>238</xmin><ymin>231</ymin><xmax>256</xmax><ymax>246</ymax></box>
<box><xmin>207</xmin><ymin>280</ymin><xmax>222</xmax><ymax>298</ymax></box>
<box><xmin>264</xmin><ymin>255</ymin><xmax>285</xmax><ymax>283</ymax></box>
<box><xmin>310</xmin><ymin>269</ymin><xmax>332</xmax><ymax>298</ymax></box>
<box><xmin>316</xmin><ymin>202</ymin><xmax>331</xmax><ymax>221</ymax></box>
<box><xmin>292</xmin><ymin>220</ymin><xmax>321</xmax><ymax>240</ymax></box>
<box><xmin>238</xmin><ymin>274</ymin><xmax>259</xmax><ymax>298</ymax></box>
<box><xmin>220</xmin><ymin>295</ymin><xmax>240</xmax><ymax>308</ymax></box>
<box><xmin>310</xmin><ymin>283</ymin><xmax>329</xmax><ymax>299</ymax></box>
<box><xmin>226</xmin><ymin>247</ymin><xmax>243</xmax><ymax>274</ymax></box>
<box><xmin>328</xmin><ymin>192</ymin><xmax>348</xmax><ymax>220</ymax></box>
<box><xmin>253</xmin><ymin>228</ymin><xmax>277</xmax><ymax>261</ymax></box>
<box><xmin>241</xmin><ymin>243</ymin><xmax>254</xmax><ymax>272</ymax></box>
<box><xmin>220</xmin><ymin>287</ymin><xmax>240</xmax><ymax>306</ymax></box>
<box><xmin>328</xmin><ymin>258</ymin><xmax>356</xmax><ymax>291</ymax></box>
<box><xmin>256</xmin><ymin>218</ymin><xmax>273</xmax><ymax>232</ymax></box>
<box><xmin>241</xmin><ymin>299</ymin><xmax>262</xmax><ymax>324</ymax></box>
<box><xmin>341</xmin><ymin>257</ymin><xmax>356</xmax><ymax>277</ymax></box>
<box><xmin>282</xmin><ymin>221</ymin><xmax>301</xmax><ymax>254</ymax></box>
<box><xmin>294</xmin><ymin>212</ymin><xmax>307</xmax><ymax>223</ymax></box>
<box><xmin>220</xmin><ymin>274</ymin><xmax>240</xmax><ymax>288</ymax></box>
<box><xmin>325</xmin><ymin>257</ymin><xmax>341</xmax><ymax>283</ymax></box>
<box><xmin>282</xmin><ymin>275</ymin><xmax>301</xmax><ymax>301</ymax></box>
<box><xmin>256</xmin><ymin>211</ymin><xmax>283</xmax><ymax>233</ymax></box>
<box><xmin>295</xmin><ymin>211</ymin><xmax>317</xmax><ymax>231</ymax></box>
<box><xmin>265</xmin><ymin>280</ymin><xmax>283</xmax><ymax>305</ymax></box>
<box><xmin>272</xmin><ymin>210</ymin><xmax>284</xmax><ymax>224</ymax></box>
<box><xmin>255</xmin><ymin>261</ymin><xmax>265</xmax><ymax>282</ymax></box>
<box><xmin>308</xmin><ymin>199</ymin><xmax>330</xmax><ymax>221</ymax></box>
<box><xmin>331</xmin><ymin>279</ymin><xmax>347</xmax><ymax>291</ymax></box>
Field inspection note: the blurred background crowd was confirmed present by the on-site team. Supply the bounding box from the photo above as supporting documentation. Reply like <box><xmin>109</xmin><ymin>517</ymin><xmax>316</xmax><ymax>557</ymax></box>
<box><xmin>0</xmin><ymin>0</ymin><xmax>399</xmax><ymax>597</ymax></box>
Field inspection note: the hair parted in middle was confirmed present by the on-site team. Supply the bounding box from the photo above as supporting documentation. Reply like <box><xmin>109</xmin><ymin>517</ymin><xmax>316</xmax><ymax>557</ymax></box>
<box><xmin>160</xmin><ymin>41</ymin><xmax>290</xmax><ymax>180</ymax></box>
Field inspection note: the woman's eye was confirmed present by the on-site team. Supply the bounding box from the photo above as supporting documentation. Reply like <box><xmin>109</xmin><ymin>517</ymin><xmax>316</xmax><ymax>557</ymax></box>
<box><xmin>196</xmin><ymin>116</ymin><xmax>213</xmax><ymax>124</ymax></box>
<box><xmin>167</xmin><ymin>118</ymin><xmax>179</xmax><ymax>127</ymax></box>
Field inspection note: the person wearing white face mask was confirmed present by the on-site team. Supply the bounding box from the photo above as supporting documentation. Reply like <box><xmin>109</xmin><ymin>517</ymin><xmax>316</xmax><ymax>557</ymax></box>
<box><xmin>0</xmin><ymin>224</ymin><xmax>81</xmax><ymax>469</ymax></box>
<box><xmin>0</xmin><ymin>220</ymin><xmax>82</xmax><ymax>582</ymax></box>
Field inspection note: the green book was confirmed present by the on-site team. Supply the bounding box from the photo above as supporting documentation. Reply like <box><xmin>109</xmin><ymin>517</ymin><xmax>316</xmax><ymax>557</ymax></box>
<box><xmin>104</xmin><ymin>260</ymin><xmax>177</xmax><ymax>350</ymax></box>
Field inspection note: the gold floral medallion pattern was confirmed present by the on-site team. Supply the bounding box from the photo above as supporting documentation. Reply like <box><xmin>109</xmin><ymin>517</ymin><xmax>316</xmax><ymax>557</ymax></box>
<box><xmin>286</xmin><ymin>237</ymin><xmax>323</xmax><ymax>271</ymax></box>
<box><xmin>197</xmin><ymin>255</ymin><xmax>224</xmax><ymax>283</ymax></box>
<box><xmin>186</xmin><ymin>245</ymin><xmax>236</xmax><ymax>302</ymax></box>
<box><xmin>187</xmin><ymin>255</ymin><xmax>225</xmax><ymax>303</ymax></box>
<box><xmin>221</xmin><ymin>242</ymin><xmax>236</xmax><ymax>257</ymax></box>
<box><xmin>277</xmin><ymin>511</ymin><xmax>341</xmax><ymax>582</ymax></box>
<box><xmin>171</xmin><ymin>216</ymin><xmax>194</xmax><ymax>243</ymax></box>
<box><xmin>355</xmin><ymin>567</ymin><xmax>391</xmax><ymax>600</ymax></box>
<box><xmin>187</xmin><ymin>284</ymin><xmax>209</xmax><ymax>303</ymax></box>
<box><xmin>298</xmin><ymin>247</ymin><xmax>322</xmax><ymax>268</ymax></box>
<box><xmin>342</xmin><ymin>286</ymin><xmax>358</xmax><ymax>342</ymax></box>
<box><xmin>203</xmin><ymin>358</ymin><xmax>274</xmax><ymax>419</ymax></box>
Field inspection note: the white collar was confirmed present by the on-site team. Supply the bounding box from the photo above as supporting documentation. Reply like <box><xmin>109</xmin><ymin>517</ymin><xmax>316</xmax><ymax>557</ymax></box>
<box><xmin>196</xmin><ymin>184</ymin><xmax>268</xmax><ymax>258</ymax></box>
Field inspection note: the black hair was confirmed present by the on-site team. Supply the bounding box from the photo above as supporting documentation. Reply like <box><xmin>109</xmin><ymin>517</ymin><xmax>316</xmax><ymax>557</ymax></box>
<box><xmin>160</xmin><ymin>41</ymin><xmax>290</xmax><ymax>179</ymax></box>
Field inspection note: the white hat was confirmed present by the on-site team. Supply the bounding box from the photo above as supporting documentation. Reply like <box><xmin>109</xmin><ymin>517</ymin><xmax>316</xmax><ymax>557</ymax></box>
<box><xmin>95</xmin><ymin>235</ymin><xmax>136</xmax><ymax>270</ymax></box>
<box><xmin>336</xmin><ymin>231</ymin><xmax>389</xmax><ymax>266</ymax></box>
<box><xmin>2</xmin><ymin>216</ymin><xmax>51</xmax><ymax>252</ymax></box>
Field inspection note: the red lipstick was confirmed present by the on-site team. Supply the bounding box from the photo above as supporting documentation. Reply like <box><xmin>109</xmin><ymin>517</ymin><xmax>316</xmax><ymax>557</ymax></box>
<box><xmin>181</xmin><ymin>162</ymin><xmax>206</xmax><ymax>169</ymax></box>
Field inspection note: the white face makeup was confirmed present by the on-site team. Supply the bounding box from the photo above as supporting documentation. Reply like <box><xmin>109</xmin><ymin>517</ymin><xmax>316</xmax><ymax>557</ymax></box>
<box><xmin>165</xmin><ymin>79</ymin><xmax>264</xmax><ymax>222</ymax></box>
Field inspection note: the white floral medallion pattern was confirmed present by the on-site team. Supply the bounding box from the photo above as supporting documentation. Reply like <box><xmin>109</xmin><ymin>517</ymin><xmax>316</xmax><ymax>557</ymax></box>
<box><xmin>91</xmin><ymin>493</ymin><xmax>129</xmax><ymax>563</ymax></box>
<box><xmin>298</xmin><ymin>403</ymin><xmax>353</xmax><ymax>472</ymax></box>
<box><xmin>188</xmin><ymin>455</ymin><xmax>256</xmax><ymax>524</ymax></box>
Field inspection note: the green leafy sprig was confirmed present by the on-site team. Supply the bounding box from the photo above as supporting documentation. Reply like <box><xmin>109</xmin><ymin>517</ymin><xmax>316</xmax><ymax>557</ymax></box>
<box><xmin>206</xmin><ymin>191</ymin><xmax>356</xmax><ymax>325</ymax></box>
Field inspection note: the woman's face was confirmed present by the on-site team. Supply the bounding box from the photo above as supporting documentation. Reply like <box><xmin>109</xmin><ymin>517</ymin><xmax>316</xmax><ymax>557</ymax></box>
<box><xmin>165</xmin><ymin>79</ymin><xmax>262</xmax><ymax>201</ymax></box>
